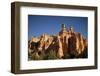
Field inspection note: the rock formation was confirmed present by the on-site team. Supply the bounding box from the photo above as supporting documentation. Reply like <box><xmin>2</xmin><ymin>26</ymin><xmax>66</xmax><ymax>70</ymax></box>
<box><xmin>28</xmin><ymin>24</ymin><xmax>88</xmax><ymax>60</ymax></box>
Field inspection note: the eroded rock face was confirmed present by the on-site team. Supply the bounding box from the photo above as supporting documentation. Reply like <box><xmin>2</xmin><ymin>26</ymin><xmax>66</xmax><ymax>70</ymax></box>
<box><xmin>28</xmin><ymin>24</ymin><xmax>88</xmax><ymax>60</ymax></box>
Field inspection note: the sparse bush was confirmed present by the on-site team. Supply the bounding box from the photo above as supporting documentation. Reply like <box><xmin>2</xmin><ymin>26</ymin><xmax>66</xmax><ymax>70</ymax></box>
<box><xmin>46</xmin><ymin>50</ymin><xmax>58</xmax><ymax>59</ymax></box>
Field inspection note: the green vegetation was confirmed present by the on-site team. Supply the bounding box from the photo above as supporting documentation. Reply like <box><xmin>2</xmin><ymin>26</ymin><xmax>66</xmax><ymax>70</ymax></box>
<box><xmin>29</xmin><ymin>49</ymin><xmax>59</xmax><ymax>60</ymax></box>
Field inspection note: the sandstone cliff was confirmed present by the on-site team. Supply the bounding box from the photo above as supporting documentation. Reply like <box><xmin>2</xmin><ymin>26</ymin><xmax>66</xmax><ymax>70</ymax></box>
<box><xmin>28</xmin><ymin>24</ymin><xmax>88</xmax><ymax>60</ymax></box>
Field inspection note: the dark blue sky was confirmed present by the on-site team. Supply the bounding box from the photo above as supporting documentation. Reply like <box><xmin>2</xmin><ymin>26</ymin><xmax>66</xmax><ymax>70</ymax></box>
<box><xmin>28</xmin><ymin>15</ymin><xmax>88</xmax><ymax>40</ymax></box>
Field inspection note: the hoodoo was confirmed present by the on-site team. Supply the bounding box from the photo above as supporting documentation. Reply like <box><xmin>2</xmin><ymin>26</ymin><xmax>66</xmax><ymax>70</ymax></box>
<box><xmin>28</xmin><ymin>24</ymin><xmax>88</xmax><ymax>60</ymax></box>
